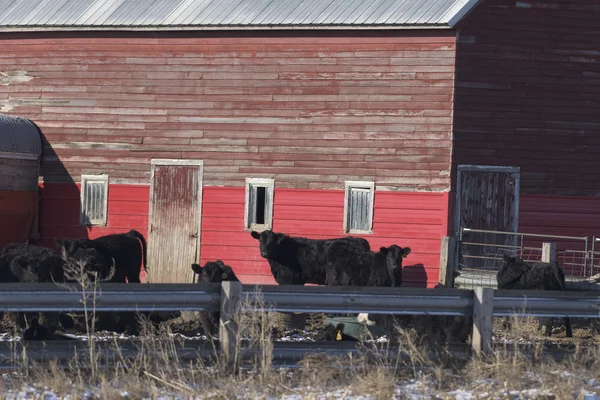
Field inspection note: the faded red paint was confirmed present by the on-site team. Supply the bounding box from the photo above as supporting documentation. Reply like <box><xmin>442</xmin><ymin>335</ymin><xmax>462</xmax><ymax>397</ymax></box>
<box><xmin>0</xmin><ymin>30</ymin><xmax>456</xmax><ymax>191</ymax></box>
<box><xmin>35</xmin><ymin>183</ymin><xmax>450</xmax><ymax>287</ymax></box>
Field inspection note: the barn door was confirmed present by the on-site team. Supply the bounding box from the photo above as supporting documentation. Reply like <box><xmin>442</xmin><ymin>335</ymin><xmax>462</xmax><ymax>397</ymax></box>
<box><xmin>147</xmin><ymin>159</ymin><xmax>203</xmax><ymax>283</ymax></box>
<box><xmin>454</xmin><ymin>165</ymin><xmax>520</xmax><ymax>269</ymax></box>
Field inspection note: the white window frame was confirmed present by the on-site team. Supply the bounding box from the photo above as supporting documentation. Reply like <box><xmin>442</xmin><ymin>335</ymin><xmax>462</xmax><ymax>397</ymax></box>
<box><xmin>343</xmin><ymin>180</ymin><xmax>375</xmax><ymax>234</ymax></box>
<box><xmin>80</xmin><ymin>174</ymin><xmax>109</xmax><ymax>226</ymax></box>
<box><xmin>244</xmin><ymin>177</ymin><xmax>274</xmax><ymax>232</ymax></box>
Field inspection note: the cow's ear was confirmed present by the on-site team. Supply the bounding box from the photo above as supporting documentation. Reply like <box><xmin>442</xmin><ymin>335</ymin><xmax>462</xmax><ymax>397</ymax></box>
<box><xmin>379</xmin><ymin>247</ymin><xmax>389</xmax><ymax>255</ymax></box>
<box><xmin>250</xmin><ymin>231</ymin><xmax>260</xmax><ymax>240</ymax></box>
<box><xmin>54</xmin><ymin>238</ymin><xmax>63</xmax><ymax>248</ymax></box>
<box><xmin>502</xmin><ymin>254</ymin><xmax>512</xmax><ymax>261</ymax></box>
<box><xmin>191</xmin><ymin>263</ymin><xmax>203</xmax><ymax>274</ymax></box>
<box><xmin>402</xmin><ymin>247</ymin><xmax>411</xmax><ymax>258</ymax></box>
<box><xmin>221</xmin><ymin>272</ymin><xmax>229</xmax><ymax>280</ymax></box>
<box><xmin>276</xmin><ymin>233</ymin><xmax>285</xmax><ymax>244</ymax></box>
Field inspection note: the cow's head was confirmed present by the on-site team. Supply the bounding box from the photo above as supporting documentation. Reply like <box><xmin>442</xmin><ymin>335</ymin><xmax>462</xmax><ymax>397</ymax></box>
<box><xmin>379</xmin><ymin>245</ymin><xmax>411</xmax><ymax>286</ymax></box>
<box><xmin>192</xmin><ymin>260</ymin><xmax>238</xmax><ymax>283</ymax></box>
<box><xmin>250</xmin><ymin>230</ymin><xmax>286</xmax><ymax>258</ymax></box>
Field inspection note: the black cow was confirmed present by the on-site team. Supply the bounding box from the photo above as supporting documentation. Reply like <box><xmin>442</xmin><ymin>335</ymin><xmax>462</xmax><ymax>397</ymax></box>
<box><xmin>326</xmin><ymin>243</ymin><xmax>411</xmax><ymax>328</ymax></box>
<box><xmin>192</xmin><ymin>260</ymin><xmax>239</xmax><ymax>336</ymax></box>
<box><xmin>57</xmin><ymin>229</ymin><xmax>147</xmax><ymax>283</ymax></box>
<box><xmin>497</xmin><ymin>254</ymin><xmax>573</xmax><ymax>338</ymax></box>
<box><xmin>250</xmin><ymin>230</ymin><xmax>370</xmax><ymax>285</ymax></box>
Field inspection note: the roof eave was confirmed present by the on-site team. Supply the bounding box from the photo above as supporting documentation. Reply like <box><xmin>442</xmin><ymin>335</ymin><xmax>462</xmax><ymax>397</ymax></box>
<box><xmin>443</xmin><ymin>0</ymin><xmax>482</xmax><ymax>28</ymax></box>
<box><xmin>0</xmin><ymin>24</ymin><xmax>455</xmax><ymax>32</ymax></box>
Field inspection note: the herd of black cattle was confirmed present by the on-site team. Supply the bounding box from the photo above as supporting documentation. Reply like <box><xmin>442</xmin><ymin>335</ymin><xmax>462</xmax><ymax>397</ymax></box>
<box><xmin>0</xmin><ymin>228</ymin><xmax>574</xmax><ymax>342</ymax></box>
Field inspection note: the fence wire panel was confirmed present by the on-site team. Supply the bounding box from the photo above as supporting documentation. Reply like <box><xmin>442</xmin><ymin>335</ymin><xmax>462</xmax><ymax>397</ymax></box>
<box><xmin>456</xmin><ymin>227</ymin><xmax>591</xmax><ymax>290</ymax></box>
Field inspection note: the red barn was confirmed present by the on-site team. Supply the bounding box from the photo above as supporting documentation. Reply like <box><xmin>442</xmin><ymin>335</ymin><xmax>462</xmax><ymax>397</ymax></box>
<box><xmin>0</xmin><ymin>0</ymin><xmax>595</xmax><ymax>286</ymax></box>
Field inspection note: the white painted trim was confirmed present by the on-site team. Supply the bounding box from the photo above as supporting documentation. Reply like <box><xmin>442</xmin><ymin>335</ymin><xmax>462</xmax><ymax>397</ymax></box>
<box><xmin>147</xmin><ymin>159</ymin><xmax>204</xmax><ymax>282</ymax></box>
<box><xmin>343</xmin><ymin>180</ymin><xmax>375</xmax><ymax>235</ymax></box>
<box><xmin>151</xmin><ymin>159</ymin><xmax>205</xmax><ymax>166</ymax></box>
<box><xmin>244</xmin><ymin>177</ymin><xmax>275</xmax><ymax>233</ymax></box>
<box><xmin>80</xmin><ymin>173</ymin><xmax>109</xmax><ymax>226</ymax></box>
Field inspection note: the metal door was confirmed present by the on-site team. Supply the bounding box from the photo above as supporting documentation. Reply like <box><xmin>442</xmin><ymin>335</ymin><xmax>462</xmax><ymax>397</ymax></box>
<box><xmin>454</xmin><ymin>165</ymin><xmax>520</xmax><ymax>269</ymax></box>
<box><xmin>147</xmin><ymin>159</ymin><xmax>203</xmax><ymax>283</ymax></box>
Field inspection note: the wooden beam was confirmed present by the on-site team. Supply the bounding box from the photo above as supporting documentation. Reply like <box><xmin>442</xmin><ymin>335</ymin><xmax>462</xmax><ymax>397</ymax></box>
<box><xmin>219</xmin><ymin>280</ymin><xmax>242</xmax><ymax>370</ymax></box>
<box><xmin>438</xmin><ymin>236</ymin><xmax>456</xmax><ymax>288</ymax></box>
<box><xmin>472</xmin><ymin>287</ymin><xmax>493</xmax><ymax>356</ymax></box>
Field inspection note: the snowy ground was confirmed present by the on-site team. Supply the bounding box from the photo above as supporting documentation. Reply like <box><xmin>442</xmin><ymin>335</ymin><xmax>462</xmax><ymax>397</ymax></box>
<box><xmin>3</xmin><ymin>376</ymin><xmax>600</xmax><ymax>399</ymax></box>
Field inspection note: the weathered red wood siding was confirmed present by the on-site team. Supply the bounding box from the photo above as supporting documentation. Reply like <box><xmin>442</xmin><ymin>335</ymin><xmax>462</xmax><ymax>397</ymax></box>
<box><xmin>0</xmin><ymin>30</ymin><xmax>455</xmax><ymax>191</ymax></box>
<box><xmin>453</xmin><ymin>0</ymin><xmax>600</xmax><ymax>196</ymax></box>
<box><xmin>36</xmin><ymin>183</ymin><xmax>448</xmax><ymax>287</ymax></box>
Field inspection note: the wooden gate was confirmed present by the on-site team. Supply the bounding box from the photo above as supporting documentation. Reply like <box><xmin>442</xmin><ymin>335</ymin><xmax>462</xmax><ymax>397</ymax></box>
<box><xmin>454</xmin><ymin>165</ymin><xmax>520</xmax><ymax>269</ymax></box>
<box><xmin>147</xmin><ymin>159</ymin><xmax>203</xmax><ymax>283</ymax></box>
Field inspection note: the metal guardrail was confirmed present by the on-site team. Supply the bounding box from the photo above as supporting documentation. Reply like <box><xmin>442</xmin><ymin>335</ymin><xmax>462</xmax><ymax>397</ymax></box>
<box><xmin>0</xmin><ymin>283</ymin><xmax>599</xmax><ymax>319</ymax></box>
<box><xmin>2</xmin><ymin>282</ymin><xmax>600</xmax><ymax>357</ymax></box>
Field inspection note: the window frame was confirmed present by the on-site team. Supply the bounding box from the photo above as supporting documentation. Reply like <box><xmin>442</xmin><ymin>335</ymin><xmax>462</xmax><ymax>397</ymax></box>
<box><xmin>80</xmin><ymin>173</ymin><xmax>109</xmax><ymax>226</ymax></box>
<box><xmin>244</xmin><ymin>177</ymin><xmax>275</xmax><ymax>232</ymax></box>
<box><xmin>343</xmin><ymin>180</ymin><xmax>375</xmax><ymax>234</ymax></box>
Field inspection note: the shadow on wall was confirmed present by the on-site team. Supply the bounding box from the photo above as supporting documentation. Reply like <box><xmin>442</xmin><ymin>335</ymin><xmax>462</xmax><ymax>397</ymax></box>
<box><xmin>35</xmin><ymin>129</ymin><xmax>90</xmax><ymax>250</ymax></box>
<box><xmin>402</xmin><ymin>263</ymin><xmax>428</xmax><ymax>288</ymax></box>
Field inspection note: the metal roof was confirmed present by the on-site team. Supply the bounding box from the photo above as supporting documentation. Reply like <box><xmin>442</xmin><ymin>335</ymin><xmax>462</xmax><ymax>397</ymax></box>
<box><xmin>0</xmin><ymin>0</ymin><xmax>480</xmax><ymax>30</ymax></box>
<box><xmin>0</xmin><ymin>114</ymin><xmax>42</xmax><ymax>156</ymax></box>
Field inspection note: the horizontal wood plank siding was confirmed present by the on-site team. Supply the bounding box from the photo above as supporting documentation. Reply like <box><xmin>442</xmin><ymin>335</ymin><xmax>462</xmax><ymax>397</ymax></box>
<box><xmin>0</xmin><ymin>30</ymin><xmax>455</xmax><ymax>191</ymax></box>
<box><xmin>453</xmin><ymin>0</ymin><xmax>600</xmax><ymax>196</ymax></box>
<box><xmin>36</xmin><ymin>183</ymin><xmax>448</xmax><ymax>286</ymax></box>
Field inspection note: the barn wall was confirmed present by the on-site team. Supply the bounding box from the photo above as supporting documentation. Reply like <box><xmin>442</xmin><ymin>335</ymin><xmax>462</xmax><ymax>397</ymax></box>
<box><xmin>36</xmin><ymin>183</ymin><xmax>448</xmax><ymax>287</ymax></box>
<box><xmin>0</xmin><ymin>30</ymin><xmax>456</xmax><ymax>192</ymax></box>
<box><xmin>453</xmin><ymin>0</ymin><xmax>600</xmax><ymax>196</ymax></box>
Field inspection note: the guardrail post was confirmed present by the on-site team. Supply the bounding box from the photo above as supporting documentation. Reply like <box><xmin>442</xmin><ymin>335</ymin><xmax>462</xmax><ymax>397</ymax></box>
<box><xmin>542</xmin><ymin>242</ymin><xmax>556</xmax><ymax>263</ymax></box>
<box><xmin>438</xmin><ymin>236</ymin><xmax>456</xmax><ymax>288</ymax></box>
<box><xmin>219</xmin><ymin>280</ymin><xmax>242</xmax><ymax>370</ymax></box>
<box><xmin>472</xmin><ymin>287</ymin><xmax>493</xmax><ymax>356</ymax></box>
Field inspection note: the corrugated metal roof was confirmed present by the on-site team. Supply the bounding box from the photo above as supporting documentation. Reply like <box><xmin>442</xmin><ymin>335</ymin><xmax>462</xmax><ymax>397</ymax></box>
<box><xmin>0</xmin><ymin>0</ymin><xmax>480</xmax><ymax>29</ymax></box>
<box><xmin>0</xmin><ymin>114</ymin><xmax>42</xmax><ymax>156</ymax></box>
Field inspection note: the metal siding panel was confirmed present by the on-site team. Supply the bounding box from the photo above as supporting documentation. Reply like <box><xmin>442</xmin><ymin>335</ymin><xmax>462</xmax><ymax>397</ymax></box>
<box><xmin>329</xmin><ymin>0</ymin><xmax>363</xmax><ymax>24</ymax></box>
<box><xmin>161</xmin><ymin>0</ymin><xmax>198</xmax><ymax>25</ymax></box>
<box><xmin>363</xmin><ymin>0</ymin><xmax>399</xmax><ymax>24</ymax></box>
<box><xmin>279</xmin><ymin>0</ymin><xmax>320</xmax><ymax>24</ymax></box>
<box><xmin>179</xmin><ymin>0</ymin><xmax>217</xmax><ymax>25</ymax></box>
<box><xmin>297</xmin><ymin>0</ymin><xmax>337</xmax><ymax>24</ymax></box>
<box><xmin>0</xmin><ymin>0</ymin><xmax>473</xmax><ymax>27</ymax></box>
<box><xmin>50</xmin><ymin>0</ymin><xmax>95</xmax><ymax>24</ymax></box>
<box><xmin>378</xmin><ymin>0</ymin><xmax>416</xmax><ymax>25</ymax></box>
<box><xmin>317</xmin><ymin>0</ymin><xmax>354</xmax><ymax>24</ymax></box>
<box><xmin>236</xmin><ymin>0</ymin><xmax>276</xmax><ymax>25</ymax></box>
<box><xmin>219</xmin><ymin>0</ymin><xmax>256</xmax><ymax>24</ymax></box>
<box><xmin>0</xmin><ymin>0</ymin><xmax>42</xmax><ymax>24</ymax></box>
<box><xmin>416</xmin><ymin>0</ymin><xmax>449</xmax><ymax>23</ymax></box>
<box><xmin>258</xmin><ymin>0</ymin><xmax>297</xmax><ymax>24</ymax></box>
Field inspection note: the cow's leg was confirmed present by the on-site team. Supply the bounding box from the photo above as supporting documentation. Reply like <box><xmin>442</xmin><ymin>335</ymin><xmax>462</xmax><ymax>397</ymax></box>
<box><xmin>564</xmin><ymin>317</ymin><xmax>573</xmax><ymax>338</ymax></box>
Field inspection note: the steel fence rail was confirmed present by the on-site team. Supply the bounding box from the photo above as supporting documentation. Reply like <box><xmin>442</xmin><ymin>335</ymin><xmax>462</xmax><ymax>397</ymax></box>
<box><xmin>0</xmin><ymin>283</ymin><xmax>599</xmax><ymax>320</ymax></box>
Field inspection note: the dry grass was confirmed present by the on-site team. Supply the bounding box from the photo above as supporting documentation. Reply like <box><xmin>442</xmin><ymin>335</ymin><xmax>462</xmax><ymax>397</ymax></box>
<box><xmin>0</xmin><ymin>267</ymin><xmax>599</xmax><ymax>398</ymax></box>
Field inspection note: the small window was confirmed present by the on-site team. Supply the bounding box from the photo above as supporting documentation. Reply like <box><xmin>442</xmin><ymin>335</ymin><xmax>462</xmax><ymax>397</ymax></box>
<box><xmin>244</xmin><ymin>178</ymin><xmax>274</xmax><ymax>232</ymax></box>
<box><xmin>80</xmin><ymin>174</ymin><xmax>109</xmax><ymax>226</ymax></box>
<box><xmin>343</xmin><ymin>181</ymin><xmax>375</xmax><ymax>234</ymax></box>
